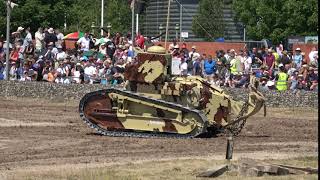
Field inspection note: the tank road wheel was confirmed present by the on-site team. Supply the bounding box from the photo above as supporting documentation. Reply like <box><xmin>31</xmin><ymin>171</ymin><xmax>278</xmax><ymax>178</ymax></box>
<box><xmin>81</xmin><ymin>91</ymin><xmax>124</xmax><ymax>131</ymax></box>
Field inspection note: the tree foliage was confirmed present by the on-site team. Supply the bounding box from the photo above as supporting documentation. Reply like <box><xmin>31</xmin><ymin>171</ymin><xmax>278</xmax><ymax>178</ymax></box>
<box><xmin>192</xmin><ymin>0</ymin><xmax>225</xmax><ymax>40</ymax></box>
<box><xmin>0</xmin><ymin>0</ymin><xmax>132</xmax><ymax>37</ymax></box>
<box><xmin>233</xmin><ymin>0</ymin><xmax>318</xmax><ymax>44</ymax></box>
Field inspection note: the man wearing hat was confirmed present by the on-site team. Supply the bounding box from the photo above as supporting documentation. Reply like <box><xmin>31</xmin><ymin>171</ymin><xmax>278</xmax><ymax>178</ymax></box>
<box><xmin>275</xmin><ymin>64</ymin><xmax>288</xmax><ymax>91</ymax></box>
<box><xmin>307</xmin><ymin>66</ymin><xmax>318</xmax><ymax>91</ymax></box>
<box><xmin>55</xmin><ymin>45</ymin><xmax>66</xmax><ymax>62</ymax></box>
<box><xmin>11</xmin><ymin>27</ymin><xmax>24</xmax><ymax>42</ymax></box>
<box><xmin>44</xmin><ymin>28</ymin><xmax>57</xmax><ymax>48</ymax></box>
<box><xmin>293</xmin><ymin>47</ymin><xmax>302</xmax><ymax>70</ymax></box>
<box><xmin>171</xmin><ymin>44</ymin><xmax>180</xmax><ymax>57</ymax></box>
<box><xmin>187</xmin><ymin>46</ymin><xmax>200</xmax><ymax>75</ymax></box>
<box><xmin>280</xmin><ymin>50</ymin><xmax>291</xmax><ymax>70</ymax></box>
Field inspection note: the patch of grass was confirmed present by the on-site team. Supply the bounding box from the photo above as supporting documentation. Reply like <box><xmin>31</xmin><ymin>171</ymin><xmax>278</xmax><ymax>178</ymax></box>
<box><xmin>4</xmin><ymin>157</ymin><xmax>318</xmax><ymax>180</ymax></box>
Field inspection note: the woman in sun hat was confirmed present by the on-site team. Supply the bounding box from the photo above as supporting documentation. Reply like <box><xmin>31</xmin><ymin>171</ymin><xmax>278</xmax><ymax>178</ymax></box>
<box><xmin>293</xmin><ymin>47</ymin><xmax>302</xmax><ymax>70</ymax></box>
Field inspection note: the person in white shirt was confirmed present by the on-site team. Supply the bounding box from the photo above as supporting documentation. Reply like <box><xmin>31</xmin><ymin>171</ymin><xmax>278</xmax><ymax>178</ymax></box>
<box><xmin>188</xmin><ymin>46</ymin><xmax>200</xmax><ymax>61</ymax></box>
<box><xmin>77</xmin><ymin>32</ymin><xmax>90</xmax><ymax>52</ymax></box>
<box><xmin>35</xmin><ymin>27</ymin><xmax>44</xmax><ymax>53</ymax></box>
<box><xmin>55</xmin><ymin>29</ymin><xmax>64</xmax><ymax>47</ymax></box>
<box><xmin>242</xmin><ymin>51</ymin><xmax>252</xmax><ymax>74</ymax></box>
<box><xmin>188</xmin><ymin>46</ymin><xmax>200</xmax><ymax>75</ymax></box>
<box><xmin>308</xmin><ymin>47</ymin><xmax>317</xmax><ymax>65</ymax></box>
<box><xmin>179</xmin><ymin>58</ymin><xmax>188</xmax><ymax>76</ymax></box>
<box><xmin>84</xmin><ymin>63</ymin><xmax>97</xmax><ymax>84</ymax></box>
<box><xmin>55</xmin><ymin>45</ymin><xmax>66</xmax><ymax>62</ymax></box>
<box><xmin>99</xmin><ymin>43</ymin><xmax>107</xmax><ymax>56</ymax></box>
<box><xmin>23</xmin><ymin>27</ymin><xmax>32</xmax><ymax>49</ymax></box>
<box><xmin>55</xmin><ymin>62</ymin><xmax>66</xmax><ymax>83</ymax></box>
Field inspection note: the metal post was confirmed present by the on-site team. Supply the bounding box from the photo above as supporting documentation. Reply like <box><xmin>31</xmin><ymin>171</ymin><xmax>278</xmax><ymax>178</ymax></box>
<box><xmin>243</xmin><ymin>26</ymin><xmax>246</xmax><ymax>42</ymax></box>
<box><xmin>164</xmin><ymin>0</ymin><xmax>171</xmax><ymax>51</ymax></box>
<box><xmin>101</xmin><ymin>0</ymin><xmax>104</xmax><ymax>36</ymax></box>
<box><xmin>159</xmin><ymin>24</ymin><xmax>163</xmax><ymax>42</ymax></box>
<box><xmin>136</xmin><ymin>14</ymin><xmax>139</xmax><ymax>34</ymax></box>
<box><xmin>131</xmin><ymin>0</ymin><xmax>135</xmax><ymax>45</ymax></box>
<box><xmin>179</xmin><ymin>3</ymin><xmax>182</xmax><ymax>42</ymax></box>
<box><xmin>175</xmin><ymin>29</ymin><xmax>178</xmax><ymax>40</ymax></box>
<box><xmin>5</xmin><ymin>0</ymin><xmax>11</xmax><ymax>81</ymax></box>
<box><xmin>226</xmin><ymin>133</ymin><xmax>234</xmax><ymax>161</ymax></box>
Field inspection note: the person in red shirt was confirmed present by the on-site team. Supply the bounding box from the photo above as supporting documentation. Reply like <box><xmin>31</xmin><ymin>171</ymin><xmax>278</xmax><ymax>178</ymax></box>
<box><xmin>9</xmin><ymin>45</ymin><xmax>20</xmax><ymax>64</ymax></box>
<box><xmin>263</xmin><ymin>49</ymin><xmax>275</xmax><ymax>77</ymax></box>
<box><xmin>135</xmin><ymin>32</ymin><xmax>145</xmax><ymax>49</ymax></box>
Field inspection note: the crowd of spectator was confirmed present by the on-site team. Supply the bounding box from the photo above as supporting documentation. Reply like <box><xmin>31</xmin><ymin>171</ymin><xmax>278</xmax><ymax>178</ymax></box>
<box><xmin>169</xmin><ymin>40</ymin><xmax>318</xmax><ymax>92</ymax></box>
<box><xmin>0</xmin><ymin>26</ymin><xmax>318</xmax><ymax>92</ymax></box>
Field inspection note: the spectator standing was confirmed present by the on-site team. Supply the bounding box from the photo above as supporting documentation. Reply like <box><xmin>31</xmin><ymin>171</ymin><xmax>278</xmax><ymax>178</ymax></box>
<box><xmin>11</xmin><ymin>26</ymin><xmax>24</xmax><ymax>44</ymax></box>
<box><xmin>308</xmin><ymin>47</ymin><xmax>318</xmax><ymax>66</ymax></box>
<box><xmin>193</xmin><ymin>53</ymin><xmax>203</xmax><ymax>76</ymax></box>
<box><xmin>188</xmin><ymin>46</ymin><xmax>200</xmax><ymax>75</ymax></box>
<box><xmin>242</xmin><ymin>51</ymin><xmax>252</xmax><ymax>74</ymax></box>
<box><xmin>114</xmin><ymin>32</ymin><xmax>123</xmax><ymax>46</ymax></box>
<box><xmin>0</xmin><ymin>41</ymin><xmax>4</xmax><ymax>61</ymax></box>
<box><xmin>250</xmin><ymin>47</ymin><xmax>261</xmax><ymax>68</ymax></box>
<box><xmin>216</xmin><ymin>50</ymin><xmax>227</xmax><ymax>78</ymax></box>
<box><xmin>171</xmin><ymin>45</ymin><xmax>180</xmax><ymax>57</ymax></box>
<box><xmin>106</xmin><ymin>38</ymin><xmax>116</xmax><ymax>63</ymax></box>
<box><xmin>169</xmin><ymin>39</ymin><xmax>178</xmax><ymax>53</ymax></box>
<box><xmin>135</xmin><ymin>32</ymin><xmax>145</xmax><ymax>49</ymax></box>
<box><xmin>263</xmin><ymin>49</ymin><xmax>275</xmax><ymax>76</ymax></box>
<box><xmin>272</xmin><ymin>49</ymin><xmax>280</xmax><ymax>68</ymax></box>
<box><xmin>202</xmin><ymin>55</ymin><xmax>216</xmax><ymax>83</ymax></box>
<box><xmin>9</xmin><ymin>45</ymin><xmax>19</xmax><ymax>64</ymax></box>
<box><xmin>35</xmin><ymin>27</ymin><xmax>44</xmax><ymax>54</ymax></box>
<box><xmin>55</xmin><ymin>29</ymin><xmax>64</xmax><ymax>47</ymax></box>
<box><xmin>23</xmin><ymin>27</ymin><xmax>32</xmax><ymax>49</ymax></box>
<box><xmin>229</xmin><ymin>49</ymin><xmax>241</xmax><ymax>76</ymax></box>
<box><xmin>293</xmin><ymin>48</ymin><xmax>302</xmax><ymax>70</ymax></box>
<box><xmin>44</xmin><ymin>28</ymin><xmax>57</xmax><ymax>48</ymax></box>
<box><xmin>224</xmin><ymin>49</ymin><xmax>230</xmax><ymax>61</ymax></box>
<box><xmin>77</xmin><ymin>32</ymin><xmax>90</xmax><ymax>52</ymax></box>
<box><xmin>180</xmin><ymin>43</ymin><xmax>189</xmax><ymax>59</ymax></box>
<box><xmin>280</xmin><ymin>50</ymin><xmax>291</xmax><ymax>70</ymax></box>
<box><xmin>179</xmin><ymin>57</ymin><xmax>188</xmax><ymax>76</ymax></box>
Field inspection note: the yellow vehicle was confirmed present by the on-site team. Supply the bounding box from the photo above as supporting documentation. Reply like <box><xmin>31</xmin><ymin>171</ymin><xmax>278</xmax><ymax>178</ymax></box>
<box><xmin>79</xmin><ymin>46</ymin><xmax>266</xmax><ymax>138</ymax></box>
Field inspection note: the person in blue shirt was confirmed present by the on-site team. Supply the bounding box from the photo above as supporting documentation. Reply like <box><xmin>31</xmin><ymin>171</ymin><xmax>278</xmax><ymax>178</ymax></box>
<box><xmin>202</xmin><ymin>55</ymin><xmax>216</xmax><ymax>83</ymax></box>
<box><xmin>293</xmin><ymin>48</ymin><xmax>302</xmax><ymax>70</ymax></box>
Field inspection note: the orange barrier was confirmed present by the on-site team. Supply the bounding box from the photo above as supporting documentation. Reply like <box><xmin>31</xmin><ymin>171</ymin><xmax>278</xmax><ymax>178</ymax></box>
<box><xmin>155</xmin><ymin>42</ymin><xmax>246</xmax><ymax>56</ymax></box>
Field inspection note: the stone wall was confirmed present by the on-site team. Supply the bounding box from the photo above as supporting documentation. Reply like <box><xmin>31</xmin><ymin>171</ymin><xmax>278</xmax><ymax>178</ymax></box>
<box><xmin>0</xmin><ymin>81</ymin><xmax>317</xmax><ymax>108</ymax></box>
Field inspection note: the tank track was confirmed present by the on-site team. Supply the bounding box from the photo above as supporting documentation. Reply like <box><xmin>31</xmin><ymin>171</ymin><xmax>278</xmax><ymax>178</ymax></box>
<box><xmin>79</xmin><ymin>88</ymin><xmax>209</xmax><ymax>139</ymax></box>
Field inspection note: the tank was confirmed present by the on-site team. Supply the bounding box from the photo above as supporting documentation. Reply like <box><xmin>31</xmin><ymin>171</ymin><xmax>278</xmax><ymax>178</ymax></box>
<box><xmin>79</xmin><ymin>46</ymin><xmax>266</xmax><ymax>138</ymax></box>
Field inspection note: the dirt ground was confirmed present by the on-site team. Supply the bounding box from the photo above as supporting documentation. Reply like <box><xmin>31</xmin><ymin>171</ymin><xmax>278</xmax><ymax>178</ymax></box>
<box><xmin>0</xmin><ymin>97</ymin><xmax>317</xmax><ymax>179</ymax></box>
